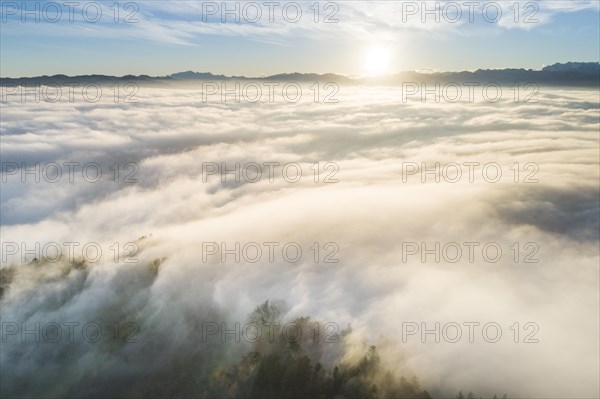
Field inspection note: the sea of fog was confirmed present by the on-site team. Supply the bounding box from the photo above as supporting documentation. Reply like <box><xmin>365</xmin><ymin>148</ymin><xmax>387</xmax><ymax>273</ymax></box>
<box><xmin>1</xmin><ymin>85</ymin><xmax>598</xmax><ymax>398</ymax></box>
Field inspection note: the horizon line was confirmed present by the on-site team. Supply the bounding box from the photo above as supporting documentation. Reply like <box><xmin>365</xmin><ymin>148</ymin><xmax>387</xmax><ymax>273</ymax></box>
<box><xmin>1</xmin><ymin>61</ymin><xmax>599</xmax><ymax>80</ymax></box>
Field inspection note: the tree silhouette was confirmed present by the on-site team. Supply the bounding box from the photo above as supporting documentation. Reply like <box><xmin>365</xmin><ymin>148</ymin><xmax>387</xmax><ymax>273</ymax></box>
<box><xmin>201</xmin><ymin>301</ymin><xmax>482</xmax><ymax>399</ymax></box>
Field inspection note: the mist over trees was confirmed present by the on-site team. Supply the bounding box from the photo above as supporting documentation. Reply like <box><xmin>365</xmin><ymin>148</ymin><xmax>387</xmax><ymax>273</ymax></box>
<box><xmin>1</xmin><ymin>257</ymin><xmax>510</xmax><ymax>398</ymax></box>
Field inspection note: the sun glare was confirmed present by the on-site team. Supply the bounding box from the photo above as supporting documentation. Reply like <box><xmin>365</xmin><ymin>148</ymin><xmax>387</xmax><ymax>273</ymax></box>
<box><xmin>363</xmin><ymin>46</ymin><xmax>392</xmax><ymax>76</ymax></box>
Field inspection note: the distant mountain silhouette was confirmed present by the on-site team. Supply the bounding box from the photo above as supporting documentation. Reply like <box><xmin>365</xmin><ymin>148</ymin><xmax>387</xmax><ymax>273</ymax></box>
<box><xmin>263</xmin><ymin>72</ymin><xmax>354</xmax><ymax>83</ymax></box>
<box><xmin>170</xmin><ymin>71</ymin><xmax>229</xmax><ymax>80</ymax></box>
<box><xmin>542</xmin><ymin>62</ymin><xmax>600</xmax><ymax>74</ymax></box>
<box><xmin>363</xmin><ymin>62</ymin><xmax>599</xmax><ymax>86</ymax></box>
<box><xmin>1</xmin><ymin>62</ymin><xmax>598</xmax><ymax>86</ymax></box>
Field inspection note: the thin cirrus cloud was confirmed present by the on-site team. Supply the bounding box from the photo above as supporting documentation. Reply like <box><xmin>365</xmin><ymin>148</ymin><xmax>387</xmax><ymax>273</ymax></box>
<box><xmin>1</xmin><ymin>1</ymin><xmax>599</xmax><ymax>61</ymax></box>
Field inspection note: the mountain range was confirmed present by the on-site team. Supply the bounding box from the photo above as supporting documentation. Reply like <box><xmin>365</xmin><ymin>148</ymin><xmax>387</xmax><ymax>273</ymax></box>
<box><xmin>1</xmin><ymin>62</ymin><xmax>598</xmax><ymax>87</ymax></box>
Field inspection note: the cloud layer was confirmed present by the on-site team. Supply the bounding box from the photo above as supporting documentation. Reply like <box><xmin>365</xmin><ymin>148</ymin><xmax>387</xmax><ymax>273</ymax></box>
<box><xmin>1</xmin><ymin>84</ymin><xmax>599</xmax><ymax>398</ymax></box>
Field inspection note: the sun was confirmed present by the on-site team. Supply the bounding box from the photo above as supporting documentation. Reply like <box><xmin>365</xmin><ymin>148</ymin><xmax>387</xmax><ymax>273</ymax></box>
<box><xmin>363</xmin><ymin>46</ymin><xmax>392</xmax><ymax>76</ymax></box>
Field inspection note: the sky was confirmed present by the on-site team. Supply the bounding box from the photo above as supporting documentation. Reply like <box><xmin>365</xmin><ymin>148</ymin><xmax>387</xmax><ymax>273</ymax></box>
<box><xmin>0</xmin><ymin>1</ymin><xmax>599</xmax><ymax>77</ymax></box>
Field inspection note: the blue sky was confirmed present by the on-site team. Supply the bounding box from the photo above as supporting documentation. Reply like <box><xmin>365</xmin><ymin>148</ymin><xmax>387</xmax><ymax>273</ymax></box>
<box><xmin>0</xmin><ymin>0</ymin><xmax>599</xmax><ymax>77</ymax></box>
